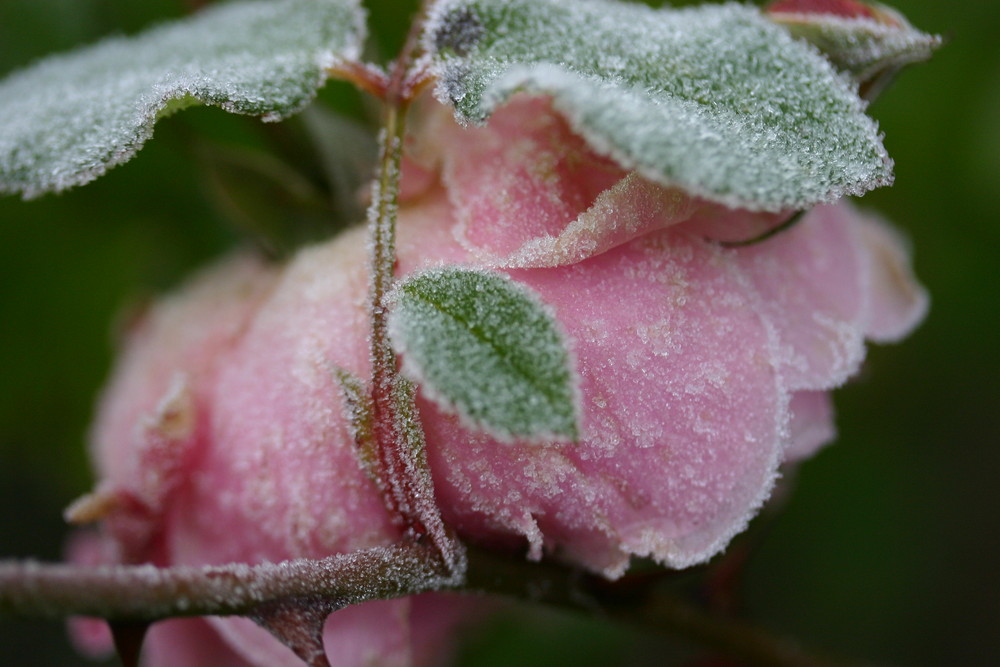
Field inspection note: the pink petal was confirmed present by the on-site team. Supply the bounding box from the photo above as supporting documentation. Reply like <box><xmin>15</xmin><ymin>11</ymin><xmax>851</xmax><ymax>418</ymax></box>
<box><xmin>767</xmin><ymin>0</ymin><xmax>881</xmax><ymax>21</ymax></box>
<box><xmin>785</xmin><ymin>391</ymin><xmax>837</xmax><ymax>462</ymax></box>
<box><xmin>164</xmin><ymin>228</ymin><xmax>397</xmax><ymax>565</ymax></box>
<box><xmin>730</xmin><ymin>203</ymin><xmax>869</xmax><ymax>391</ymax></box>
<box><xmin>419</xmin><ymin>95</ymin><xmax>696</xmax><ymax>267</ymax></box>
<box><xmin>92</xmin><ymin>254</ymin><xmax>276</xmax><ymax>488</ymax></box>
<box><xmin>419</xmin><ymin>229</ymin><xmax>787</xmax><ymax>574</ymax></box>
<box><xmin>143</xmin><ymin>618</ymin><xmax>256</xmax><ymax>667</ymax></box>
<box><xmin>87</xmin><ymin>255</ymin><xmax>277</xmax><ymax>562</ymax></box>
<box><xmin>66</xmin><ymin>617</ymin><xmax>114</xmax><ymax>660</ymax></box>
<box><xmin>501</xmin><ymin>174</ymin><xmax>696</xmax><ymax>269</ymax></box>
<box><xmin>207</xmin><ymin>599</ymin><xmax>413</xmax><ymax>667</ymax></box>
<box><xmin>64</xmin><ymin>529</ymin><xmax>117</xmax><ymax>658</ymax></box>
<box><xmin>856</xmin><ymin>211</ymin><xmax>929</xmax><ymax>342</ymax></box>
<box><xmin>675</xmin><ymin>204</ymin><xmax>790</xmax><ymax>245</ymax></box>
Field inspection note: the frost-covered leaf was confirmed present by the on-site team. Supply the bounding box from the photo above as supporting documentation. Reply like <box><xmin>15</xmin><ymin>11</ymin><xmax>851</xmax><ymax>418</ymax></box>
<box><xmin>0</xmin><ymin>0</ymin><xmax>365</xmax><ymax>198</ymax></box>
<box><xmin>424</xmin><ymin>0</ymin><xmax>893</xmax><ymax>212</ymax></box>
<box><xmin>389</xmin><ymin>268</ymin><xmax>579</xmax><ymax>443</ymax></box>
<box><xmin>768</xmin><ymin>0</ymin><xmax>941</xmax><ymax>94</ymax></box>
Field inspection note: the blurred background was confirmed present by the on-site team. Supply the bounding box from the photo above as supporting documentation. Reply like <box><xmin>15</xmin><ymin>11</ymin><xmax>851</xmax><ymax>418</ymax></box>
<box><xmin>0</xmin><ymin>0</ymin><xmax>996</xmax><ymax>665</ymax></box>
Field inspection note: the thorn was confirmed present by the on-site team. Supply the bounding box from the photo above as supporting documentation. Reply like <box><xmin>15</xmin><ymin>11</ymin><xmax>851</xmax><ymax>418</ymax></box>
<box><xmin>249</xmin><ymin>597</ymin><xmax>344</xmax><ymax>667</ymax></box>
<box><xmin>109</xmin><ymin>620</ymin><xmax>151</xmax><ymax>667</ymax></box>
<box><xmin>64</xmin><ymin>486</ymin><xmax>120</xmax><ymax>525</ymax></box>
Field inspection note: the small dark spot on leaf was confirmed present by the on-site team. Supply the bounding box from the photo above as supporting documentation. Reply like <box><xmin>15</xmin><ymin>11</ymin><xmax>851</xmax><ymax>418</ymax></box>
<box><xmin>434</xmin><ymin>8</ymin><xmax>484</xmax><ymax>57</ymax></box>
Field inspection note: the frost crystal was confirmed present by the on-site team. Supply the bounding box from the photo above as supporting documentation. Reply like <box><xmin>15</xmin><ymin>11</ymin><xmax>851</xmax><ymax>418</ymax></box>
<box><xmin>425</xmin><ymin>0</ymin><xmax>893</xmax><ymax>212</ymax></box>
<box><xmin>0</xmin><ymin>0</ymin><xmax>365</xmax><ymax>199</ymax></box>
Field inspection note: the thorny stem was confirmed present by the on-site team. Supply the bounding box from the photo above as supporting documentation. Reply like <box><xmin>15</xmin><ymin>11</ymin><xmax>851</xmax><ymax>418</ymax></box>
<box><xmin>0</xmin><ymin>544</ymin><xmax>451</xmax><ymax>620</ymax></box>
<box><xmin>365</xmin><ymin>0</ymin><xmax>462</xmax><ymax>573</ymax></box>
<box><xmin>0</xmin><ymin>547</ymin><xmax>855</xmax><ymax>667</ymax></box>
<box><xmin>367</xmin><ymin>102</ymin><xmax>406</xmax><ymax>385</ymax></box>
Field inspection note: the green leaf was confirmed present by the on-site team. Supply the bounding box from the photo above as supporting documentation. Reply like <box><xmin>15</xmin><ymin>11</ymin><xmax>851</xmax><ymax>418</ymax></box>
<box><xmin>0</xmin><ymin>0</ymin><xmax>365</xmax><ymax>199</ymax></box>
<box><xmin>389</xmin><ymin>268</ymin><xmax>579</xmax><ymax>443</ymax></box>
<box><xmin>424</xmin><ymin>0</ymin><xmax>893</xmax><ymax>212</ymax></box>
<box><xmin>767</xmin><ymin>3</ymin><xmax>941</xmax><ymax>99</ymax></box>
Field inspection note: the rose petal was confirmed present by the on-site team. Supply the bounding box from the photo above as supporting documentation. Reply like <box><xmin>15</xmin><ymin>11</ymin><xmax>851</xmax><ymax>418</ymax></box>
<box><xmin>208</xmin><ymin>599</ymin><xmax>412</xmax><ymax>667</ymax></box>
<box><xmin>768</xmin><ymin>0</ymin><xmax>881</xmax><ymax>21</ymax></box>
<box><xmin>420</xmin><ymin>229</ymin><xmax>787</xmax><ymax>574</ymax></box>
<box><xmin>92</xmin><ymin>254</ymin><xmax>276</xmax><ymax>487</ymax></box>
<box><xmin>676</xmin><ymin>204</ymin><xmax>790</xmax><ymax>245</ymax></box>
<box><xmin>440</xmin><ymin>96</ymin><xmax>623</xmax><ymax>259</ymax></box>
<box><xmin>415</xmin><ymin>95</ymin><xmax>698</xmax><ymax>268</ymax></box>
<box><xmin>144</xmin><ymin>618</ymin><xmax>256</xmax><ymax>667</ymax></box>
<box><xmin>731</xmin><ymin>203</ymin><xmax>869</xmax><ymax>391</ymax></box>
<box><xmin>165</xmin><ymin>228</ymin><xmax>397</xmax><ymax>564</ymax></box>
<box><xmin>856</xmin><ymin>211</ymin><xmax>929</xmax><ymax>342</ymax></box>
<box><xmin>66</xmin><ymin>617</ymin><xmax>114</xmax><ymax>660</ymax></box>
<box><xmin>785</xmin><ymin>391</ymin><xmax>837</xmax><ymax>462</ymax></box>
<box><xmin>86</xmin><ymin>254</ymin><xmax>278</xmax><ymax>562</ymax></box>
<box><xmin>501</xmin><ymin>173</ymin><xmax>696</xmax><ymax>269</ymax></box>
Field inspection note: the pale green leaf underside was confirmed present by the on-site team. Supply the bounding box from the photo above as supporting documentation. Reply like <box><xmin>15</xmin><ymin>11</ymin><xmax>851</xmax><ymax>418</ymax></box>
<box><xmin>0</xmin><ymin>0</ymin><xmax>364</xmax><ymax>198</ymax></box>
<box><xmin>390</xmin><ymin>268</ymin><xmax>579</xmax><ymax>443</ymax></box>
<box><xmin>425</xmin><ymin>0</ymin><xmax>893</xmax><ymax>212</ymax></box>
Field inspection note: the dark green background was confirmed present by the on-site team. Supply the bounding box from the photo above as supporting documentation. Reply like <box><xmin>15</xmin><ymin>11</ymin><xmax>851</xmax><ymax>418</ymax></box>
<box><xmin>1</xmin><ymin>1</ymin><xmax>997</xmax><ymax>665</ymax></box>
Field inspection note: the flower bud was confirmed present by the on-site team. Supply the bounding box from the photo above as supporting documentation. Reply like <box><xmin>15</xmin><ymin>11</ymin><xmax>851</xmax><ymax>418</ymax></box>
<box><xmin>72</xmin><ymin>96</ymin><xmax>927</xmax><ymax>664</ymax></box>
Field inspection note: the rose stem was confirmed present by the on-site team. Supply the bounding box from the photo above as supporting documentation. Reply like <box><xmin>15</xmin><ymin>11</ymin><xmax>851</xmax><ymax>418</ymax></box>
<box><xmin>0</xmin><ymin>545</ymin><xmax>853</xmax><ymax>667</ymax></box>
<box><xmin>364</xmin><ymin>0</ymin><xmax>462</xmax><ymax>573</ymax></box>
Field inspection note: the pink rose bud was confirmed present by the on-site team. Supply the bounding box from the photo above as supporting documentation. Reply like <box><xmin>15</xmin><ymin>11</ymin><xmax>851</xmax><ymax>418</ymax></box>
<box><xmin>73</xmin><ymin>96</ymin><xmax>927</xmax><ymax>664</ymax></box>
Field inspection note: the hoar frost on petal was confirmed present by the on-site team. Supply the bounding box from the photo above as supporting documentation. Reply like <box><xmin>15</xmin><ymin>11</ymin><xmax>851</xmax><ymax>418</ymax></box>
<box><xmin>416</xmin><ymin>226</ymin><xmax>789</xmax><ymax>574</ymax></box>
<box><xmin>80</xmin><ymin>230</ymin><xmax>479</xmax><ymax>667</ymax></box>
<box><xmin>407</xmin><ymin>96</ymin><xmax>695</xmax><ymax>268</ymax></box>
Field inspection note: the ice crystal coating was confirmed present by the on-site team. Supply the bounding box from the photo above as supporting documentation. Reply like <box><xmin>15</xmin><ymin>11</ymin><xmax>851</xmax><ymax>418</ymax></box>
<box><xmin>0</xmin><ymin>0</ymin><xmax>365</xmax><ymax>199</ymax></box>
<box><xmin>424</xmin><ymin>0</ymin><xmax>893</xmax><ymax>212</ymax></box>
<box><xmin>389</xmin><ymin>267</ymin><xmax>580</xmax><ymax>442</ymax></box>
<box><xmin>407</xmin><ymin>95</ymin><xmax>692</xmax><ymax>269</ymax></box>
<box><xmin>768</xmin><ymin>0</ymin><xmax>941</xmax><ymax>88</ymax></box>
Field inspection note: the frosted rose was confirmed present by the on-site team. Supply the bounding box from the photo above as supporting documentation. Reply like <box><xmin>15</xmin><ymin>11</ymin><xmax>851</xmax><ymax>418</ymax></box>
<box><xmin>71</xmin><ymin>96</ymin><xmax>926</xmax><ymax>664</ymax></box>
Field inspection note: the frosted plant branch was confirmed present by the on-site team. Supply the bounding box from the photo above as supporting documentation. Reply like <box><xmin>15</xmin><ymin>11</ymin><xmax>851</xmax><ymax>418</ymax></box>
<box><xmin>0</xmin><ymin>544</ymin><xmax>454</xmax><ymax>620</ymax></box>
<box><xmin>364</xmin><ymin>0</ymin><xmax>464</xmax><ymax>574</ymax></box>
<box><xmin>0</xmin><ymin>544</ymin><xmax>856</xmax><ymax>667</ymax></box>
